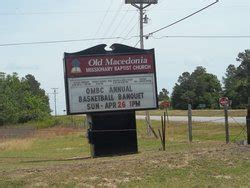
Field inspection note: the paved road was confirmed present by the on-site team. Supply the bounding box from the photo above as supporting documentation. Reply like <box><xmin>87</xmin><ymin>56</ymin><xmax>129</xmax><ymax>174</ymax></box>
<box><xmin>136</xmin><ymin>115</ymin><xmax>246</xmax><ymax>123</ymax></box>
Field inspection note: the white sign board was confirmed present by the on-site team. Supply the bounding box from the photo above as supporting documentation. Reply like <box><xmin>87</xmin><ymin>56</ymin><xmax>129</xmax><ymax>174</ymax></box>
<box><xmin>68</xmin><ymin>74</ymin><xmax>157</xmax><ymax>113</ymax></box>
<box><xmin>64</xmin><ymin>49</ymin><xmax>157</xmax><ymax>114</ymax></box>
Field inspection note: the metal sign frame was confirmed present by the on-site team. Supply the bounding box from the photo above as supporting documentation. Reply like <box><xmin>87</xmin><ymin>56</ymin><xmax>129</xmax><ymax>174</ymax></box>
<box><xmin>125</xmin><ymin>0</ymin><xmax>158</xmax><ymax>4</ymax></box>
<box><xmin>64</xmin><ymin>44</ymin><xmax>158</xmax><ymax>115</ymax></box>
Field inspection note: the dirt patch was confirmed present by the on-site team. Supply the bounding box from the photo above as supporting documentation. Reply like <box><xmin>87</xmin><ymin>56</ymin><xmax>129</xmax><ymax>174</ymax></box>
<box><xmin>0</xmin><ymin>126</ymin><xmax>85</xmax><ymax>140</ymax></box>
<box><xmin>0</xmin><ymin>139</ymin><xmax>34</xmax><ymax>151</ymax></box>
<box><xmin>214</xmin><ymin>175</ymin><xmax>232</xmax><ymax>180</ymax></box>
<box><xmin>2</xmin><ymin>144</ymin><xmax>237</xmax><ymax>181</ymax></box>
<box><xmin>0</xmin><ymin>126</ymin><xmax>36</xmax><ymax>139</ymax></box>
<box><xmin>34</xmin><ymin>126</ymin><xmax>84</xmax><ymax>138</ymax></box>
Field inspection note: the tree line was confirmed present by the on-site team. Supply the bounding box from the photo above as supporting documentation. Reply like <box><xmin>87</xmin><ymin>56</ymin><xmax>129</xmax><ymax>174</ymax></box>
<box><xmin>0</xmin><ymin>50</ymin><xmax>249</xmax><ymax>125</ymax></box>
<box><xmin>0</xmin><ymin>72</ymin><xmax>51</xmax><ymax>125</ymax></box>
<box><xmin>159</xmin><ymin>50</ymin><xmax>250</xmax><ymax>109</ymax></box>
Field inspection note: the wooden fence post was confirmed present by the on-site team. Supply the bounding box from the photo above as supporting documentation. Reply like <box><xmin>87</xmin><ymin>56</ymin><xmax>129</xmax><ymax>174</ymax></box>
<box><xmin>158</xmin><ymin>113</ymin><xmax>166</xmax><ymax>151</ymax></box>
<box><xmin>224</xmin><ymin>105</ymin><xmax>229</xmax><ymax>144</ymax></box>
<box><xmin>247</xmin><ymin>97</ymin><xmax>250</xmax><ymax>144</ymax></box>
<box><xmin>188</xmin><ymin>104</ymin><xmax>192</xmax><ymax>142</ymax></box>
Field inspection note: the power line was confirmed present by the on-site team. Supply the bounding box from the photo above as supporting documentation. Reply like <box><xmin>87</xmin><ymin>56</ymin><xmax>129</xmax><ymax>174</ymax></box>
<box><xmin>109</xmin><ymin>6</ymin><xmax>131</xmax><ymax>39</ymax></box>
<box><xmin>1</xmin><ymin>35</ymin><xmax>249</xmax><ymax>47</ymax></box>
<box><xmin>151</xmin><ymin>35</ymin><xmax>250</xmax><ymax>39</ymax></box>
<box><xmin>90</xmin><ymin>0</ymin><xmax>114</xmax><ymax>46</ymax></box>
<box><xmin>116</xmin><ymin>10</ymin><xmax>138</xmax><ymax>43</ymax></box>
<box><xmin>2</xmin><ymin>34</ymin><xmax>250</xmax><ymax>48</ymax></box>
<box><xmin>0</xmin><ymin>36</ymin><xmax>138</xmax><ymax>47</ymax></box>
<box><xmin>101</xmin><ymin>1</ymin><xmax>124</xmax><ymax>42</ymax></box>
<box><xmin>123</xmin><ymin>22</ymin><xmax>138</xmax><ymax>41</ymax></box>
<box><xmin>147</xmin><ymin>0</ymin><xmax>219</xmax><ymax>37</ymax></box>
<box><xmin>0</xmin><ymin>4</ymin><xmax>248</xmax><ymax>16</ymax></box>
<box><xmin>134</xmin><ymin>40</ymin><xmax>140</xmax><ymax>47</ymax></box>
<box><xmin>148</xmin><ymin>5</ymin><xmax>250</xmax><ymax>13</ymax></box>
<box><xmin>0</xmin><ymin>9</ymin><xmax>136</xmax><ymax>16</ymax></box>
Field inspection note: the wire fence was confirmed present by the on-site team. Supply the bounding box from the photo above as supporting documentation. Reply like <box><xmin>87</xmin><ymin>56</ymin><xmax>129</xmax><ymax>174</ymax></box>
<box><xmin>0</xmin><ymin>114</ymin><xmax>247</xmax><ymax>143</ymax></box>
<box><xmin>0</xmin><ymin>114</ymin><xmax>248</xmax><ymax>174</ymax></box>
<box><xmin>229</xmin><ymin>116</ymin><xmax>247</xmax><ymax>142</ymax></box>
<box><xmin>145</xmin><ymin>113</ymin><xmax>247</xmax><ymax>143</ymax></box>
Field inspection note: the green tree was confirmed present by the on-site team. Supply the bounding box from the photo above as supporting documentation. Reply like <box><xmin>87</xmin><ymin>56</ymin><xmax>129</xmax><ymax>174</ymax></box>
<box><xmin>223</xmin><ymin>50</ymin><xmax>250</xmax><ymax>108</ymax></box>
<box><xmin>0</xmin><ymin>72</ymin><xmax>51</xmax><ymax>125</ymax></box>
<box><xmin>2</xmin><ymin>73</ymin><xmax>24</xmax><ymax>123</ymax></box>
<box><xmin>223</xmin><ymin>64</ymin><xmax>240</xmax><ymax>108</ymax></box>
<box><xmin>22</xmin><ymin>74</ymin><xmax>46</xmax><ymax>97</ymax></box>
<box><xmin>0</xmin><ymin>72</ymin><xmax>5</xmax><ymax>125</ymax></box>
<box><xmin>158</xmin><ymin>88</ymin><xmax>170</xmax><ymax>101</ymax></box>
<box><xmin>171</xmin><ymin>66</ymin><xmax>222</xmax><ymax>109</ymax></box>
<box><xmin>171</xmin><ymin>72</ymin><xmax>193</xmax><ymax>109</ymax></box>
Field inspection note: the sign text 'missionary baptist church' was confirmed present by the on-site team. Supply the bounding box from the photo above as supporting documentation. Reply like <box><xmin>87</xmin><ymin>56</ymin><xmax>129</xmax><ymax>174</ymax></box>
<box><xmin>64</xmin><ymin>44</ymin><xmax>157</xmax><ymax>114</ymax></box>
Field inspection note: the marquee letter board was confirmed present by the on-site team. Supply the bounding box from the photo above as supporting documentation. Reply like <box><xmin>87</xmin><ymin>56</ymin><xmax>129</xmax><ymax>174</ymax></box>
<box><xmin>64</xmin><ymin>43</ymin><xmax>158</xmax><ymax>114</ymax></box>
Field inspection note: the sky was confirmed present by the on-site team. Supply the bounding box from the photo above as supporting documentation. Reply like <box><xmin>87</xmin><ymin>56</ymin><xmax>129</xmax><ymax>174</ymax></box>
<box><xmin>0</xmin><ymin>0</ymin><xmax>249</xmax><ymax>115</ymax></box>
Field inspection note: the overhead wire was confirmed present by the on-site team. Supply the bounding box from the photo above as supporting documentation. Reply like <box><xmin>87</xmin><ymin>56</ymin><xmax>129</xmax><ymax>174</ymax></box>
<box><xmin>151</xmin><ymin>35</ymin><xmax>250</xmax><ymax>39</ymax></box>
<box><xmin>1</xmin><ymin>35</ymin><xmax>250</xmax><ymax>47</ymax></box>
<box><xmin>116</xmin><ymin>10</ymin><xmax>138</xmax><ymax>43</ymax></box>
<box><xmin>90</xmin><ymin>0</ymin><xmax>114</xmax><ymax>46</ymax></box>
<box><xmin>101</xmin><ymin>1</ymin><xmax>124</xmax><ymax>43</ymax></box>
<box><xmin>122</xmin><ymin>5</ymin><xmax>139</xmax><ymax>44</ymax></box>
<box><xmin>109</xmin><ymin>6</ymin><xmax>131</xmax><ymax>40</ymax></box>
<box><xmin>0</xmin><ymin>36</ymin><xmax>138</xmax><ymax>47</ymax></box>
<box><xmin>147</xmin><ymin>5</ymin><xmax>250</xmax><ymax>13</ymax></box>
<box><xmin>0</xmin><ymin>4</ymin><xmax>249</xmax><ymax>16</ymax></box>
<box><xmin>0</xmin><ymin>9</ymin><xmax>136</xmax><ymax>16</ymax></box>
<box><xmin>123</xmin><ymin>22</ymin><xmax>138</xmax><ymax>41</ymax></box>
<box><xmin>134</xmin><ymin>40</ymin><xmax>140</xmax><ymax>47</ymax></box>
<box><xmin>146</xmin><ymin>0</ymin><xmax>219</xmax><ymax>38</ymax></box>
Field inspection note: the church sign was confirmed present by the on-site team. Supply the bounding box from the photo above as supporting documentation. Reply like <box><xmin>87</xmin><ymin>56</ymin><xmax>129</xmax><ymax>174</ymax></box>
<box><xmin>64</xmin><ymin>44</ymin><xmax>158</xmax><ymax>114</ymax></box>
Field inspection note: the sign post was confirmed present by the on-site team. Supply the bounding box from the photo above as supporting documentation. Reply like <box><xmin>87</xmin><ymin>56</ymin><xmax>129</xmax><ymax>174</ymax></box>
<box><xmin>219</xmin><ymin>97</ymin><xmax>230</xmax><ymax>144</ymax></box>
<box><xmin>224</xmin><ymin>105</ymin><xmax>229</xmax><ymax>144</ymax></box>
<box><xmin>64</xmin><ymin>43</ymin><xmax>158</xmax><ymax>157</ymax></box>
<box><xmin>188</xmin><ymin>104</ymin><xmax>192</xmax><ymax>142</ymax></box>
<box><xmin>160</xmin><ymin>101</ymin><xmax>170</xmax><ymax>123</ymax></box>
<box><xmin>247</xmin><ymin>97</ymin><xmax>250</xmax><ymax>144</ymax></box>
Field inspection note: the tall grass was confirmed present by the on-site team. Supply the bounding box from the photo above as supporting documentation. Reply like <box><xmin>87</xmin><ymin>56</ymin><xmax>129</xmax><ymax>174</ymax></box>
<box><xmin>0</xmin><ymin>116</ymin><xmax>248</xmax><ymax>187</ymax></box>
<box><xmin>0</xmin><ymin>139</ymin><xmax>34</xmax><ymax>151</ymax></box>
<box><xmin>0</xmin><ymin>116</ymin><xmax>246</xmax><ymax>160</ymax></box>
<box><xmin>31</xmin><ymin>115</ymin><xmax>86</xmax><ymax>129</ymax></box>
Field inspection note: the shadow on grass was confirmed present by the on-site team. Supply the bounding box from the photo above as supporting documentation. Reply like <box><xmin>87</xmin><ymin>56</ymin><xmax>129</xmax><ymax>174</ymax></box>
<box><xmin>20</xmin><ymin>156</ymin><xmax>92</xmax><ymax>163</ymax></box>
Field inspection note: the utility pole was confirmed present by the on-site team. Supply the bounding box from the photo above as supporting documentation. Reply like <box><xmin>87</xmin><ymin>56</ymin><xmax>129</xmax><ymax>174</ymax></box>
<box><xmin>125</xmin><ymin>0</ymin><xmax>157</xmax><ymax>48</ymax></box>
<box><xmin>247</xmin><ymin>97</ymin><xmax>250</xmax><ymax>144</ymax></box>
<box><xmin>125</xmin><ymin>0</ymin><xmax>157</xmax><ymax>136</ymax></box>
<box><xmin>246</xmin><ymin>50</ymin><xmax>250</xmax><ymax>144</ymax></box>
<box><xmin>139</xmin><ymin>3</ymin><xmax>144</xmax><ymax>49</ymax></box>
<box><xmin>51</xmin><ymin>88</ymin><xmax>58</xmax><ymax>116</ymax></box>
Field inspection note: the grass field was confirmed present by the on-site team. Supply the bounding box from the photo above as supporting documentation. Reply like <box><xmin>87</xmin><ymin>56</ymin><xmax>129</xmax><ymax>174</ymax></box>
<box><xmin>136</xmin><ymin>109</ymin><xmax>247</xmax><ymax>117</ymax></box>
<box><xmin>0</xmin><ymin>116</ymin><xmax>249</xmax><ymax>187</ymax></box>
